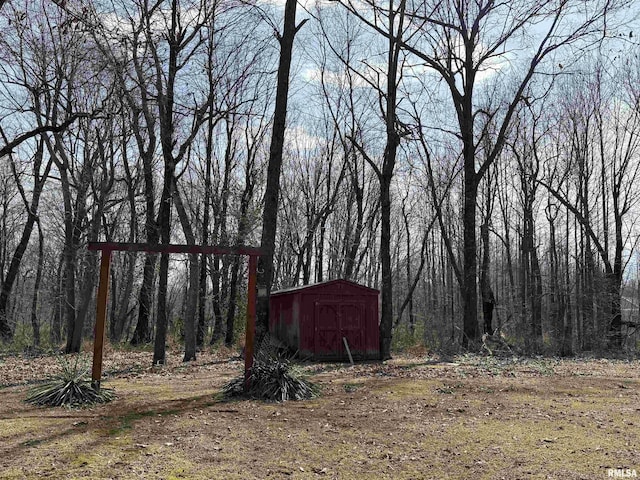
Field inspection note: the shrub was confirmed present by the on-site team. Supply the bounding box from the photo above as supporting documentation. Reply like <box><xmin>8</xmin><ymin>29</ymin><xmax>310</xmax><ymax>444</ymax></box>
<box><xmin>223</xmin><ymin>346</ymin><xmax>318</xmax><ymax>402</ymax></box>
<box><xmin>25</xmin><ymin>355</ymin><xmax>115</xmax><ymax>407</ymax></box>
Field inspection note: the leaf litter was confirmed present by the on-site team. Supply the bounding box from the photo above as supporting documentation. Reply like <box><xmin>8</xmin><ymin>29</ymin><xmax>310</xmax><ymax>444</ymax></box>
<box><xmin>0</xmin><ymin>349</ymin><xmax>638</xmax><ymax>479</ymax></box>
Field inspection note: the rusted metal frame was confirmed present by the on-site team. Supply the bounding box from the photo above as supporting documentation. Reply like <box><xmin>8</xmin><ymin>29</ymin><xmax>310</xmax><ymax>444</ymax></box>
<box><xmin>88</xmin><ymin>242</ymin><xmax>262</xmax><ymax>392</ymax></box>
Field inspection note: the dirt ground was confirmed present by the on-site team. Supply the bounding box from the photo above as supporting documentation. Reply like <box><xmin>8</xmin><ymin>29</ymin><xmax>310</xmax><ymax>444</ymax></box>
<box><xmin>0</xmin><ymin>348</ymin><xmax>639</xmax><ymax>480</ymax></box>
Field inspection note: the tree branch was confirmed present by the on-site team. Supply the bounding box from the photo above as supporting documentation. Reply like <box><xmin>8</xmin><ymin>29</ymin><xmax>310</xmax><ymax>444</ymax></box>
<box><xmin>538</xmin><ymin>179</ymin><xmax>612</xmax><ymax>273</ymax></box>
<box><xmin>0</xmin><ymin>113</ymin><xmax>89</xmax><ymax>158</ymax></box>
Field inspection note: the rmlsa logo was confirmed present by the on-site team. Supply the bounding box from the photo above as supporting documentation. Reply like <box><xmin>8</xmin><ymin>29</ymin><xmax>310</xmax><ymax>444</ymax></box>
<box><xmin>608</xmin><ymin>469</ymin><xmax>638</xmax><ymax>478</ymax></box>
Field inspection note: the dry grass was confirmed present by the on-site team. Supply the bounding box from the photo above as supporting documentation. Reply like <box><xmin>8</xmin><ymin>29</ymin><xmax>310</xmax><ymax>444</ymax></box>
<box><xmin>0</xmin><ymin>349</ymin><xmax>639</xmax><ymax>479</ymax></box>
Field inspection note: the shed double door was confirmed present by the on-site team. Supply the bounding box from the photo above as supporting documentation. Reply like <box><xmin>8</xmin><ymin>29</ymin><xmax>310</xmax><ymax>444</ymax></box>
<box><xmin>314</xmin><ymin>301</ymin><xmax>364</xmax><ymax>356</ymax></box>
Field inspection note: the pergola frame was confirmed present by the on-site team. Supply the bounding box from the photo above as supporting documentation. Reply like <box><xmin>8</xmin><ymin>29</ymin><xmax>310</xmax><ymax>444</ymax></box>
<box><xmin>87</xmin><ymin>241</ymin><xmax>263</xmax><ymax>390</ymax></box>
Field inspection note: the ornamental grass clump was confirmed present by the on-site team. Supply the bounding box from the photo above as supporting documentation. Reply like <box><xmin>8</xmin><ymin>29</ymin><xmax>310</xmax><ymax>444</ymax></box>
<box><xmin>223</xmin><ymin>343</ymin><xmax>318</xmax><ymax>402</ymax></box>
<box><xmin>26</xmin><ymin>355</ymin><xmax>115</xmax><ymax>407</ymax></box>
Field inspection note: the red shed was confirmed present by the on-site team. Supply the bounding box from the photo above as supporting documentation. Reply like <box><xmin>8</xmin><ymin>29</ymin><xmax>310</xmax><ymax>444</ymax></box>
<box><xmin>269</xmin><ymin>279</ymin><xmax>380</xmax><ymax>361</ymax></box>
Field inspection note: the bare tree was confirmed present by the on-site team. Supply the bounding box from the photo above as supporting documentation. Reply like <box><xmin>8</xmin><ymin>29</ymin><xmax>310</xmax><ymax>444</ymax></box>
<box><xmin>542</xmin><ymin>58</ymin><xmax>640</xmax><ymax>349</ymax></box>
<box><xmin>317</xmin><ymin>0</ymin><xmax>410</xmax><ymax>359</ymax></box>
<box><xmin>256</xmin><ymin>0</ymin><xmax>308</xmax><ymax>346</ymax></box>
<box><xmin>335</xmin><ymin>0</ymin><xmax>625</xmax><ymax>346</ymax></box>
<box><xmin>0</xmin><ymin>2</ymin><xmax>96</xmax><ymax>342</ymax></box>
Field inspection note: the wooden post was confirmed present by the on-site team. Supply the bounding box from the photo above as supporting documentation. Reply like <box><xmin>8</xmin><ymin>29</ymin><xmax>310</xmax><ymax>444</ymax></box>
<box><xmin>244</xmin><ymin>255</ymin><xmax>258</xmax><ymax>391</ymax></box>
<box><xmin>343</xmin><ymin>337</ymin><xmax>354</xmax><ymax>366</ymax></box>
<box><xmin>86</xmin><ymin>243</ymin><xmax>263</xmax><ymax>391</ymax></box>
<box><xmin>92</xmin><ymin>249</ymin><xmax>111</xmax><ymax>390</ymax></box>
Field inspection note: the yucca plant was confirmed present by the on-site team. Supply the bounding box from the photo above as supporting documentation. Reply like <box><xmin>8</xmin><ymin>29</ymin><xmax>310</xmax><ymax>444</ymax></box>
<box><xmin>223</xmin><ymin>340</ymin><xmax>319</xmax><ymax>402</ymax></box>
<box><xmin>26</xmin><ymin>355</ymin><xmax>115</xmax><ymax>407</ymax></box>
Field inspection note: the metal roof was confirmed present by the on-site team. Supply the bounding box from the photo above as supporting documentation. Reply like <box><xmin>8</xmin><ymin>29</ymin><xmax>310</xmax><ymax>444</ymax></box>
<box><xmin>270</xmin><ymin>278</ymin><xmax>379</xmax><ymax>296</ymax></box>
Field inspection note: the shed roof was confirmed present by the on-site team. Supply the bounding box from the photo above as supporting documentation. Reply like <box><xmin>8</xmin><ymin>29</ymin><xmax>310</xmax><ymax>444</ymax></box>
<box><xmin>270</xmin><ymin>279</ymin><xmax>379</xmax><ymax>297</ymax></box>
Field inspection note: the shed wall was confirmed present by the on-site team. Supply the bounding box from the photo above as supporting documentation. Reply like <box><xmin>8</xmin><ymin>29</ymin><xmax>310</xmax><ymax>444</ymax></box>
<box><xmin>269</xmin><ymin>280</ymin><xmax>380</xmax><ymax>361</ymax></box>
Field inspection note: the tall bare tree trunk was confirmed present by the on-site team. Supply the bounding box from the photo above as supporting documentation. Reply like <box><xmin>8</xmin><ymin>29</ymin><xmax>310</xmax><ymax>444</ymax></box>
<box><xmin>563</xmin><ymin>208</ymin><xmax>574</xmax><ymax>356</ymax></box>
<box><xmin>461</xmin><ymin>159</ymin><xmax>479</xmax><ymax>347</ymax></box>
<box><xmin>29</xmin><ymin>220</ymin><xmax>44</xmax><ymax>347</ymax></box>
<box><xmin>0</xmin><ymin>140</ymin><xmax>51</xmax><ymax>341</ymax></box>
<box><xmin>198</xmin><ymin>147</ymin><xmax>212</xmax><ymax>348</ymax></box>
<box><xmin>131</xmin><ymin>134</ymin><xmax>158</xmax><ymax>346</ymax></box>
<box><xmin>225</xmin><ymin>151</ymin><xmax>255</xmax><ymax>346</ymax></box>
<box><xmin>173</xmin><ymin>184</ymin><xmax>199</xmax><ymax>362</ymax></box>
<box><xmin>153</xmin><ymin>160</ymin><xmax>174</xmax><ymax>364</ymax></box>
<box><xmin>50</xmin><ymin>257</ymin><xmax>64</xmax><ymax>345</ymax></box>
<box><xmin>480</xmin><ymin>221</ymin><xmax>495</xmax><ymax>336</ymax></box>
<box><xmin>256</xmin><ymin>0</ymin><xmax>307</xmax><ymax>346</ymax></box>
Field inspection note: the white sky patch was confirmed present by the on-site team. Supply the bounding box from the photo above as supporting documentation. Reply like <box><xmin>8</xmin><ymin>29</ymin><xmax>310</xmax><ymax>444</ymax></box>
<box><xmin>445</xmin><ymin>34</ymin><xmax>513</xmax><ymax>83</ymax></box>
<box><xmin>98</xmin><ymin>11</ymin><xmax>128</xmax><ymax>34</ymax></box>
<box><xmin>286</xmin><ymin>124</ymin><xmax>326</xmax><ymax>152</ymax></box>
<box><xmin>97</xmin><ymin>3</ymin><xmax>212</xmax><ymax>38</ymax></box>
<box><xmin>475</xmin><ymin>54</ymin><xmax>512</xmax><ymax>83</ymax></box>
<box><xmin>257</xmin><ymin>0</ymin><xmax>333</xmax><ymax>10</ymax></box>
<box><xmin>302</xmin><ymin>66</ymin><xmax>371</xmax><ymax>89</ymax></box>
<box><xmin>303</xmin><ymin>53</ymin><xmax>509</xmax><ymax>95</ymax></box>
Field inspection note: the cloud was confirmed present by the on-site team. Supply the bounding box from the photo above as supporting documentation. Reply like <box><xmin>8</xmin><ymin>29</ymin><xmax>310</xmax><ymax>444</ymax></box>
<box><xmin>285</xmin><ymin>124</ymin><xmax>326</xmax><ymax>152</ymax></box>
<box><xmin>302</xmin><ymin>67</ymin><xmax>372</xmax><ymax>89</ymax></box>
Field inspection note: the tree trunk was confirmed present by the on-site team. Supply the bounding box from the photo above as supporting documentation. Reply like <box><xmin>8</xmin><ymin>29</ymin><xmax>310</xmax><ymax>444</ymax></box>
<box><xmin>62</xmin><ymin>244</ymin><xmax>77</xmax><ymax>353</ymax></box>
<box><xmin>198</xmin><ymin>186</ymin><xmax>210</xmax><ymax>348</ymax></box>
<box><xmin>461</xmin><ymin>163</ymin><xmax>479</xmax><ymax>347</ymax></box>
<box><xmin>581</xmin><ymin>241</ymin><xmax>595</xmax><ymax>351</ymax></box>
<box><xmin>72</xmin><ymin>250</ymin><xmax>99</xmax><ymax>351</ymax></box>
<box><xmin>131</xmin><ymin>147</ymin><xmax>158</xmax><ymax>346</ymax></box>
<box><xmin>112</xmin><ymin>252</ymin><xmax>135</xmax><ymax>342</ymax></box>
<box><xmin>153</xmin><ymin>160</ymin><xmax>174</xmax><ymax>364</ymax></box>
<box><xmin>344</xmin><ymin>160</ymin><xmax>365</xmax><ymax>280</ymax></box>
<box><xmin>211</xmin><ymin>126</ymin><xmax>233</xmax><ymax>344</ymax></box>
<box><xmin>530</xmin><ymin>245</ymin><xmax>543</xmax><ymax>349</ymax></box>
<box><xmin>606</xmin><ymin>272</ymin><xmax>623</xmax><ymax>348</ymax></box>
<box><xmin>376</xmin><ymin>0</ymin><xmax>406</xmax><ymax>360</ymax></box>
<box><xmin>59</xmin><ymin>153</ymin><xmax>87</xmax><ymax>354</ymax></box>
<box><xmin>197</xmin><ymin>252</ymin><xmax>208</xmax><ymax>348</ymax></box>
<box><xmin>129</xmin><ymin>120</ymin><xmax>158</xmax><ymax>345</ymax></box>
<box><xmin>225</xmin><ymin>258</ymin><xmax>241</xmax><ymax>347</ymax></box>
<box><xmin>173</xmin><ymin>184</ymin><xmax>199</xmax><ymax>362</ymax></box>
<box><xmin>480</xmin><ymin>223</ymin><xmax>495</xmax><ymax>336</ymax></box>
<box><xmin>316</xmin><ymin>218</ymin><xmax>326</xmax><ymax>283</ymax></box>
<box><xmin>0</xmin><ymin>210</ymin><xmax>38</xmax><ymax>340</ymax></box>
<box><xmin>131</xmin><ymin>255</ymin><xmax>157</xmax><ymax>345</ymax></box>
<box><xmin>154</xmin><ymin>252</ymin><xmax>170</xmax><ymax>365</ymax></box>
<box><xmin>546</xmin><ymin>204</ymin><xmax>566</xmax><ymax>354</ymax></box>
<box><xmin>379</xmin><ymin>171</ymin><xmax>394</xmax><ymax>359</ymax></box>
<box><xmin>225</xmin><ymin>163</ymin><xmax>254</xmax><ymax>347</ymax></box>
<box><xmin>607</xmin><ymin>198</ymin><xmax>625</xmax><ymax>348</ymax></box>
<box><xmin>183</xmin><ymin>255</ymin><xmax>199</xmax><ymax>361</ymax></box>
<box><xmin>210</xmin><ymin>255</ymin><xmax>224</xmax><ymax>345</ymax></box>
<box><xmin>562</xmin><ymin>208</ymin><xmax>574</xmax><ymax>356</ymax></box>
<box><xmin>29</xmin><ymin>220</ymin><xmax>44</xmax><ymax>347</ymax></box>
<box><xmin>50</xmin><ymin>256</ymin><xmax>64</xmax><ymax>345</ymax></box>
<box><xmin>256</xmin><ymin>0</ymin><xmax>305</xmax><ymax>347</ymax></box>
<box><xmin>0</xmin><ymin>143</ymin><xmax>52</xmax><ymax>341</ymax></box>
<box><xmin>114</xmin><ymin>144</ymin><xmax>138</xmax><ymax>343</ymax></box>
<box><xmin>403</xmin><ymin>202</ymin><xmax>415</xmax><ymax>336</ymax></box>
<box><xmin>67</xmin><ymin>139</ymin><xmax>110</xmax><ymax>353</ymax></box>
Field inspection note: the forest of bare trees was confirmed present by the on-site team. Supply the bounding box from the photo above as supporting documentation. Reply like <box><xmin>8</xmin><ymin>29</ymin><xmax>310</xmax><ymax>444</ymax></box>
<box><xmin>0</xmin><ymin>0</ymin><xmax>639</xmax><ymax>360</ymax></box>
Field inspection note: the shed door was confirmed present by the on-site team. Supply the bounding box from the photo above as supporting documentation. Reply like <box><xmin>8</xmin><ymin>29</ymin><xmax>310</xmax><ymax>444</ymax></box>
<box><xmin>340</xmin><ymin>303</ymin><xmax>364</xmax><ymax>352</ymax></box>
<box><xmin>314</xmin><ymin>301</ymin><xmax>364</xmax><ymax>355</ymax></box>
<box><xmin>314</xmin><ymin>302</ymin><xmax>340</xmax><ymax>355</ymax></box>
